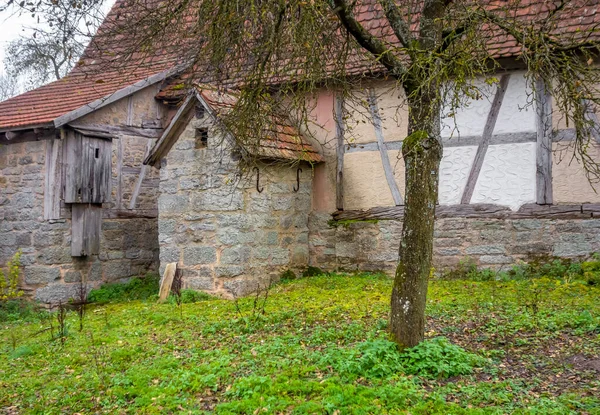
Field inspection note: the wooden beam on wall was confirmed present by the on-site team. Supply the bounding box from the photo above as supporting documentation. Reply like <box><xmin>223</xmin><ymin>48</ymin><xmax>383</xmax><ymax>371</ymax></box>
<box><xmin>535</xmin><ymin>78</ymin><xmax>553</xmax><ymax>205</ymax></box>
<box><xmin>583</xmin><ymin>99</ymin><xmax>600</xmax><ymax>144</ymax></box>
<box><xmin>367</xmin><ymin>89</ymin><xmax>403</xmax><ymax>206</ymax></box>
<box><xmin>332</xmin><ymin>203</ymin><xmax>592</xmax><ymax>222</ymax></box>
<box><xmin>116</xmin><ymin>137</ymin><xmax>123</xmax><ymax>209</ymax></box>
<box><xmin>43</xmin><ymin>139</ymin><xmax>63</xmax><ymax>220</ymax></box>
<box><xmin>335</xmin><ymin>93</ymin><xmax>345</xmax><ymax>211</ymax></box>
<box><xmin>461</xmin><ymin>74</ymin><xmax>511</xmax><ymax>204</ymax></box>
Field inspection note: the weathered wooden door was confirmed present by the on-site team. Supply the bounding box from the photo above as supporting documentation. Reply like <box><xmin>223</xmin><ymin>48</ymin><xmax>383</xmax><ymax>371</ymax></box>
<box><xmin>64</xmin><ymin>131</ymin><xmax>112</xmax><ymax>204</ymax></box>
<box><xmin>63</xmin><ymin>130</ymin><xmax>112</xmax><ymax>256</ymax></box>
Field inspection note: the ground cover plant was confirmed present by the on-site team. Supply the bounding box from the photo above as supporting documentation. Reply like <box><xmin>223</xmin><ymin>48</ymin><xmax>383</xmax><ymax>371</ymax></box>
<box><xmin>0</xmin><ymin>264</ymin><xmax>599</xmax><ymax>414</ymax></box>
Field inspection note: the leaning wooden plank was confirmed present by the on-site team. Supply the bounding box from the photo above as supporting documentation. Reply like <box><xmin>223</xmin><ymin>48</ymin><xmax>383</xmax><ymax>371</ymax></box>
<box><xmin>535</xmin><ymin>78</ymin><xmax>553</xmax><ymax>205</ymax></box>
<box><xmin>335</xmin><ymin>93</ymin><xmax>345</xmax><ymax>211</ymax></box>
<box><xmin>144</xmin><ymin>94</ymin><xmax>196</xmax><ymax>166</ymax></box>
<box><xmin>44</xmin><ymin>139</ymin><xmax>63</xmax><ymax>220</ymax></box>
<box><xmin>461</xmin><ymin>74</ymin><xmax>511</xmax><ymax>204</ymax></box>
<box><xmin>71</xmin><ymin>204</ymin><xmax>102</xmax><ymax>256</ymax></box>
<box><xmin>158</xmin><ymin>263</ymin><xmax>177</xmax><ymax>303</ymax></box>
<box><xmin>129</xmin><ymin>139</ymin><xmax>154</xmax><ymax>209</ymax></box>
<box><xmin>368</xmin><ymin>89</ymin><xmax>403</xmax><ymax>206</ymax></box>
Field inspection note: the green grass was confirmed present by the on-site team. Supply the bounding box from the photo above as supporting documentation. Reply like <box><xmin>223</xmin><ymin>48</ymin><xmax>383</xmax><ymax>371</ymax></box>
<box><xmin>1</xmin><ymin>273</ymin><xmax>599</xmax><ymax>414</ymax></box>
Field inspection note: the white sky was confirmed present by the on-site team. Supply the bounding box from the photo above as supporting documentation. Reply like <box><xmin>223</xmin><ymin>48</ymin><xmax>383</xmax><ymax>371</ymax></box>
<box><xmin>0</xmin><ymin>1</ymin><xmax>116</xmax><ymax>75</ymax></box>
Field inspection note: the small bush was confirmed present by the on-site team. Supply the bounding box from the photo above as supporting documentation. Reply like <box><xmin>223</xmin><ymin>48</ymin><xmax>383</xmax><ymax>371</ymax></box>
<box><xmin>343</xmin><ymin>339</ymin><xmax>404</xmax><ymax>379</ymax></box>
<box><xmin>399</xmin><ymin>337</ymin><xmax>485</xmax><ymax>379</ymax></box>
<box><xmin>0</xmin><ymin>250</ymin><xmax>23</xmax><ymax>301</ymax></box>
<box><xmin>280</xmin><ymin>269</ymin><xmax>296</xmax><ymax>281</ymax></box>
<box><xmin>88</xmin><ymin>273</ymin><xmax>160</xmax><ymax>303</ymax></box>
<box><xmin>302</xmin><ymin>266</ymin><xmax>324</xmax><ymax>278</ymax></box>
<box><xmin>582</xmin><ymin>261</ymin><xmax>600</xmax><ymax>286</ymax></box>
<box><xmin>169</xmin><ymin>289</ymin><xmax>213</xmax><ymax>304</ymax></box>
<box><xmin>0</xmin><ymin>298</ymin><xmax>43</xmax><ymax>323</ymax></box>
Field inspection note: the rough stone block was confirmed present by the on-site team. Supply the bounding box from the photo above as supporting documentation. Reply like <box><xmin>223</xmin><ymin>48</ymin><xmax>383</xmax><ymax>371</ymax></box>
<box><xmin>479</xmin><ymin>255</ymin><xmax>514</xmax><ymax>264</ymax></box>
<box><xmin>511</xmin><ymin>219</ymin><xmax>542</xmax><ymax>231</ymax></box>
<box><xmin>64</xmin><ymin>270</ymin><xmax>82</xmax><ymax>283</ymax></box>
<box><xmin>38</xmin><ymin>246</ymin><xmax>71</xmax><ymax>265</ymax></box>
<box><xmin>553</xmin><ymin>242</ymin><xmax>592</xmax><ymax>257</ymax></box>
<box><xmin>160</xmin><ymin>247</ymin><xmax>181</xmax><ymax>263</ymax></box>
<box><xmin>35</xmin><ymin>283</ymin><xmax>83</xmax><ymax>304</ymax></box>
<box><xmin>24</xmin><ymin>266</ymin><xmax>61</xmax><ymax>285</ymax></box>
<box><xmin>184</xmin><ymin>246</ymin><xmax>217</xmax><ymax>265</ymax></box>
<box><xmin>185</xmin><ymin>277</ymin><xmax>214</xmax><ymax>291</ymax></box>
<box><xmin>221</xmin><ymin>246</ymin><xmax>251</xmax><ymax>265</ymax></box>
<box><xmin>103</xmin><ymin>261</ymin><xmax>132</xmax><ymax>281</ymax></box>
<box><xmin>215</xmin><ymin>266</ymin><xmax>244</xmax><ymax>278</ymax></box>
<box><xmin>158</xmin><ymin>194</ymin><xmax>189</xmax><ymax>214</ymax></box>
<box><xmin>465</xmin><ymin>245</ymin><xmax>506</xmax><ymax>255</ymax></box>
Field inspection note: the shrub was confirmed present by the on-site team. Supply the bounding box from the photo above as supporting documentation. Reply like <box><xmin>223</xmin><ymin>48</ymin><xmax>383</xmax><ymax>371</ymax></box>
<box><xmin>581</xmin><ymin>260</ymin><xmax>600</xmax><ymax>286</ymax></box>
<box><xmin>0</xmin><ymin>250</ymin><xmax>23</xmax><ymax>301</ymax></box>
<box><xmin>88</xmin><ymin>273</ymin><xmax>160</xmax><ymax>303</ymax></box>
<box><xmin>302</xmin><ymin>266</ymin><xmax>324</xmax><ymax>278</ymax></box>
<box><xmin>170</xmin><ymin>289</ymin><xmax>213</xmax><ymax>304</ymax></box>
<box><xmin>343</xmin><ymin>339</ymin><xmax>405</xmax><ymax>379</ymax></box>
<box><xmin>280</xmin><ymin>269</ymin><xmax>296</xmax><ymax>281</ymax></box>
<box><xmin>399</xmin><ymin>337</ymin><xmax>485</xmax><ymax>379</ymax></box>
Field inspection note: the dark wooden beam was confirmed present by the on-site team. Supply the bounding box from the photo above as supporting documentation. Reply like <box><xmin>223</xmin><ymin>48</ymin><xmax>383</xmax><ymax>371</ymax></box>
<box><xmin>535</xmin><ymin>78</ymin><xmax>553</xmax><ymax>205</ymax></box>
<box><xmin>461</xmin><ymin>74</ymin><xmax>511</xmax><ymax>204</ymax></box>
<box><xmin>331</xmin><ymin>203</ymin><xmax>592</xmax><ymax>222</ymax></box>
<box><xmin>335</xmin><ymin>93</ymin><xmax>345</xmax><ymax>211</ymax></box>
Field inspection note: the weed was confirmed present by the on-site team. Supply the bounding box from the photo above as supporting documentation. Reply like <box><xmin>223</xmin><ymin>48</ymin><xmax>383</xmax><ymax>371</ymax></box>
<box><xmin>0</xmin><ymin>250</ymin><xmax>23</xmax><ymax>301</ymax></box>
<box><xmin>280</xmin><ymin>269</ymin><xmax>296</xmax><ymax>281</ymax></box>
<box><xmin>302</xmin><ymin>266</ymin><xmax>325</xmax><ymax>277</ymax></box>
<box><xmin>399</xmin><ymin>337</ymin><xmax>486</xmax><ymax>379</ymax></box>
<box><xmin>55</xmin><ymin>302</ymin><xmax>68</xmax><ymax>345</ymax></box>
<box><xmin>87</xmin><ymin>273</ymin><xmax>159</xmax><ymax>303</ymax></box>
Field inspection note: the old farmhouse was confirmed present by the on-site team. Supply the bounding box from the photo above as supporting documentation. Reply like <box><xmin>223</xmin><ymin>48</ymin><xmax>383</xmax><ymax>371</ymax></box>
<box><xmin>2</xmin><ymin>0</ymin><xmax>600</xmax><ymax>303</ymax></box>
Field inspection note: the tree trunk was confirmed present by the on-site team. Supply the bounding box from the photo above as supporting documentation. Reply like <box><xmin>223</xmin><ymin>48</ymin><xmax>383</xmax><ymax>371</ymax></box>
<box><xmin>390</xmin><ymin>94</ymin><xmax>442</xmax><ymax>348</ymax></box>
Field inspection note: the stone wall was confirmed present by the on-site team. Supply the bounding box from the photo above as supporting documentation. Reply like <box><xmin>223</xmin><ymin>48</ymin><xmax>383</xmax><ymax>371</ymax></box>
<box><xmin>158</xmin><ymin>114</ymin><xmax>313</xmax><ymax>297</ymax></box>
<box><xmin>0</xmin><ymin>139</ymin><xmax>159</xmax><ymax>304</ymax></box>
<box><xmin>308</xmin><ymin>213</ymin><xmax>600</xmax><ymax>273</ymax></box>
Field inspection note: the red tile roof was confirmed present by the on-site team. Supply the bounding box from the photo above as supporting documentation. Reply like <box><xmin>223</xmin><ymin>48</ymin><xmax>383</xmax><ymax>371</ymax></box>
<box><xmin>1</xmin><ymin>0</ymin><xmax>599</xmax><ymax>131</ymax></box>
<box><xmin>199</xmin><ymin>87</ymin><xmax>324</xmax><ymax>163</ymax></box>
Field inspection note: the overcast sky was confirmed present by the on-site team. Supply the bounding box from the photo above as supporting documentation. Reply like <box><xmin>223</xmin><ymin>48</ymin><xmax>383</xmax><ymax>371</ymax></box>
<box><xmin>0</xmin><ymin>1</ymin><xmax>115</xmax><ymax>75</ymax></box>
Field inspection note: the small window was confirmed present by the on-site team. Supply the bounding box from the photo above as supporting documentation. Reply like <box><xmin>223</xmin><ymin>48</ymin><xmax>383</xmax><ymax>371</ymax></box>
<box><xmin>195</xmin><ymin>104</ymin><xmax>205</xmax><ymax>119</ymax></box>
<box><xmin>195</xmin><ymin>128</ymin><xmax>209</xmax><ymax>148</ymax></box>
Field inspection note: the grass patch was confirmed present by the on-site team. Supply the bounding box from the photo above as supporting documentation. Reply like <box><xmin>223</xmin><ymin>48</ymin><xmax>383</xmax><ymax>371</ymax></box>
<box><xmin>1</xmin><ymin>272</ymin><xmax>598</xmax><ymax>414</ymax></box>
<box><xmin>87</xmin><ymin>273</ymin><xmax>160</xmax><ymax>303</ymax></box>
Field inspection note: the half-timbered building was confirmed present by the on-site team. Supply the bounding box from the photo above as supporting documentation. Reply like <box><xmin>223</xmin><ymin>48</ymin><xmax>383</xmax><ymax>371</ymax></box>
<box><xmin>2</xmin><ymin>0</ymin><xmax>600</xmax><ymax>301</ymax></box>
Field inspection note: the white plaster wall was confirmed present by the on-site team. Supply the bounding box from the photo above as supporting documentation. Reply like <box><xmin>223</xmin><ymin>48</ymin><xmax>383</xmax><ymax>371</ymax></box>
<box><xmin>470</xmin><ymin>142</ymin><xmax>536</xmax><ymax>210</ymax></box>
<box><xmin>441</xmin><ymin>71</ymin><xmax>536</xmax><ymax>138</ymax></box>
<box><xmin>438</xmin><ymin>146</ymin><xmax>477</xmax><ymax>205</ymax></box>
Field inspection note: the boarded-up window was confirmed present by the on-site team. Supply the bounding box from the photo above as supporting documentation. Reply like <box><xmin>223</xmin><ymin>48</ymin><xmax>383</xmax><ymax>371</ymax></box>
<box><xmin>64</xmin><ymin>131</ymin><xmax>112</xmax><ymax>204</ymax></box>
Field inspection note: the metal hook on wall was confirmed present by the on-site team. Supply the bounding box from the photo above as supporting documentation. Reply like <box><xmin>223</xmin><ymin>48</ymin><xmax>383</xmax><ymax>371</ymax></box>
<box><xmin>254</xmin><ymin>166</ymin><xmax>264</xmax><ymax>193</ymax></box>
<box><xmin>293</xmin><ymin>168</ymin><xmax>302</xmax><ymax>192</ymax></box>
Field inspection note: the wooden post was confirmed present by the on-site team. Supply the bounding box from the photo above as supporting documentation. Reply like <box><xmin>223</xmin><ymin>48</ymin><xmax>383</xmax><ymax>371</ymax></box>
<box><xmin>368</xmin><ymin>89</ymin><xmax>403</xmax><ymax>206</ymax></box>
<box><xmin>335</xmin><ymin>93</ymin><xmax>345</xmax><ymax>211</ymax></box>
<box><xmin>129</xmin><ymin>139</ymin><xmax>153</xmax><ymax>209</ymax></box>
<box><xmin>158</xmin><ymin>263</ymin><xmax>177</xmax><ymax>302</ymax></box>
<box><xmin>44</xmin><ymin>139</ymin><xmax>63</xmax><ymax>220</ymax></box>
<box><xmin>461</xmin><ymin>74</ymin><xmax>510</xmax><ymax>204</ymax></box>
<box><xmin>535</xmin><ymin>78</ymin><xmax>553</xmax><ymax>205</ymax></box>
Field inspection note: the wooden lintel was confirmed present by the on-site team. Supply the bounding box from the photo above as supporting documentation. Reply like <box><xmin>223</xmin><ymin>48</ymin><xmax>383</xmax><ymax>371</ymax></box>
<box><xmin>367</xmin><ymin>89</ymin><xmax>403</xmax><ymax>206</ymax></box>
<box><xmin>535</xmin><ymin>78</ymin><xmax>553</xmax><ymax>205</ymax></box>
<box><xmin>461</xmin><ymin>74</ymin><xmax>511</xmax><ymax>204</ymax></box>
<box><xmin>335</xmin><ymin>93</ymin><xmax>345</xmax><ymax>211</ymax></box>
<box><xmin>332</xmin><ymin>203</ymin><xmax>592</xmax><ymax>222</ymax></box>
